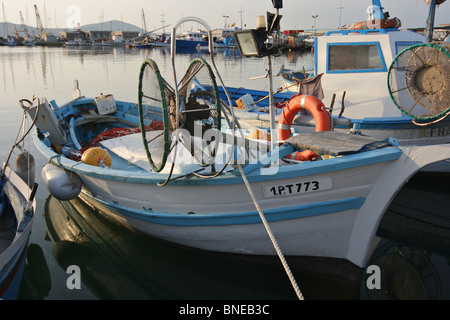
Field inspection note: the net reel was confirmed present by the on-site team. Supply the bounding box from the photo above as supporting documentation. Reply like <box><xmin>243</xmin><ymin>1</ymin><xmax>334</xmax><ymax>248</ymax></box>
<box><xmin>388</xmin><ymin>43</ymin><xmax>450</xmax><ymax>122</ymax></box>
<box><xmin>177</xmin><ymin>58</ymin><xmax>222</xmax><ymax>167</ymax></box>
<box><xmin>138</xmin><ymin>59</ymin><xmax>173</xmax><ymax>172</ymax></box>
<box><xmin>138</xmin><ymin>17</ymin><xmax>234</xmax><ymax>177</ymax></box>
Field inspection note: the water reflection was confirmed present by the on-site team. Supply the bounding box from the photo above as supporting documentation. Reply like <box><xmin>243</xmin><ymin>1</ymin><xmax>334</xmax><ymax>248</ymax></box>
<box><xmin>43</xmin><ymin>195</ymin><xmax>305</xmax><ymax>300</ymax></box>
<box><xmin>0</xmin><ymin>46</ymin><xmax>313</xmax><ymax>107</ymax></box>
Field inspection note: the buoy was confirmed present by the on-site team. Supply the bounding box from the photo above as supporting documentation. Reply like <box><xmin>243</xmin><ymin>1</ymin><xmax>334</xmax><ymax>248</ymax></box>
<box><xmin>246</xmin><ymin>129</ymin><xmax>271</xmax><ymax>141</ymax></box>
<box><xmin>42</xmin><ymin>163</ymin><xmax>81</xmax><ymax>200</ymax></box>
<box><xmin>81</xmin><ymin>147</ymin><xmax>112</xmax><ymax>168</ymax></box>
<box><xmin>15</xmin><ymin>151</ymin><xmax>35</xmax><ymax>187</ymax></box>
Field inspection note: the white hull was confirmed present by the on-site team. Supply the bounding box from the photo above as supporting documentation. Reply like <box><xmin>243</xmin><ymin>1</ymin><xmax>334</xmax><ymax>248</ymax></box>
<box><xmin>34</xmin><ymin>139</ymin><xmax>450</xmax><ymax>268</ymax></box>
<box><xmin>79</xmin><ymin>191</ymin><xmax>359</xmax><ymax>258</ymax></box>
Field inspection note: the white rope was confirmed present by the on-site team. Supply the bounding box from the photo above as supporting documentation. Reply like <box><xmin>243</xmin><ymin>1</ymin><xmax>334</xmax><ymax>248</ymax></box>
<box><xmin>237</xmin><ymin>164</ymin><xmax>304</xmax><ymax>300</ymax></box>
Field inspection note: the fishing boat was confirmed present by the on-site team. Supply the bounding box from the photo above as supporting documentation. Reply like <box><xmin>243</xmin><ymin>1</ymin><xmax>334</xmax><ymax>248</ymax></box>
<box><xmin>176</xmin><ymin>30</ymin><xmax>208</xmax><ymax>48</ymax></box>
<box><xmin>0</xmin><ymin>100</ymin><xmax>38</xmax><ymax>300</ymax></box>
<box><xmin>280</xmin><ymin>1</ymin><xmax>449</xmax><ymax>140</ymax></box>
<box><xmin>28</xmin><ymin>15</ymin><xmax>450</xmax><ymax>283</ymax></box>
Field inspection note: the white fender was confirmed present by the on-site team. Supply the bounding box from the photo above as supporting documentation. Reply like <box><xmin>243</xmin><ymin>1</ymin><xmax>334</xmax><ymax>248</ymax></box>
<box><xmin>42</xmin><ymin>163</ymin><xmax>81</xmax><ymax>200</ymax></box>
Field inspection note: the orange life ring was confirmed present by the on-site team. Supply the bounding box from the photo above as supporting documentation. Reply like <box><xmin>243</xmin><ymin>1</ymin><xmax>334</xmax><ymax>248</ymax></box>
<box><xmin>424</xmin><ymin>0</ymin><xmax>446</xmax><ymax>5</ymax></box>
<box><xmin>278</xmin><ymin>94</ymin><xmax>331</xmax><ymax>141</ymax></box>
<box><xmin>351</xmin><ymin>18</ymin><xmax>401</xmax><ymax>30</ymax></box>
<box><xmin>277</xmin><ymin>94</ymin><xmax>331</xmax><ymax>161</ymax></box>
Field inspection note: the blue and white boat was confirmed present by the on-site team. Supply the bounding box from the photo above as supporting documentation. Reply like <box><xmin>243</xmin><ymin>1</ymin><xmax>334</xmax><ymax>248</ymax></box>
<box><xmin>176</xmin><ymin>31</ymin><xmax>208</xmax><ymax>49</ymax></box>
<box><xmin>278</xmin><ymin>1</ymin><xmax>450</xmax><ymax>146</ymax></box>
<box><xmin>28</xmin><ymin>16</ymin><xmax>450</xmax><ymax>281</ymax></box>
<box><xmin>0</xmin><ymin>101</ymin><xmax>38</xmax><ymax>300</ymax></box>
<box><xmin>0</xmin><ymin>165</ymin><xmax>37</xmax><ymax>300</ymax></box>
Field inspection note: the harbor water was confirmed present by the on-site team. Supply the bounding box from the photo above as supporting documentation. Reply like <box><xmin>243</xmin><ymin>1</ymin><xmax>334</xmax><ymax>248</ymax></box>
<box><xmin>1</xmin><ymin>45</ymin><xmax>449</xmax><ymax>301</ymax></box>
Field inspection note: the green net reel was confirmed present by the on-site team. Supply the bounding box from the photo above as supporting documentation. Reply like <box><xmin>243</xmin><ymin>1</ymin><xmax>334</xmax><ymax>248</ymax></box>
<box><xmin>177</xmin><ymin>58</ymin><xmax>222</xmax><ymax>167</ymax></box>
<box><xmin>138</xmin><ymin>58</ymin><xmax>223</xmax><ymax>171</ymax></box>
<box><xmin>138</xmin><ymin>59</ymin><xmax>173</xmax><ymax>172</ymax></box>
<box><xmin>388</xmin><ymin>43</ymin><xmax>450</xmax><ymax>120</ymax></box>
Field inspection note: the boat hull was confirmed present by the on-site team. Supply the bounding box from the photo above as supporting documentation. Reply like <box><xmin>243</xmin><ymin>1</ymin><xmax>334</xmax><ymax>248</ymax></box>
<box><xmin>79</xmin><ymin>190</ymin><xmax>363</xmax><ymax>258</ymax></box>
<box><xmin>34</xmin><ymin>132</ymin><xmax>406</xmax><ymax>268</ymax></box>
<box><xmin>31</xmin><ymin>95</ymin><xmax>450</xmax><ymax>269</ymax></box>
<box><xmin>0</xmin><ymin>166</ymin><xmax>35</xmax><ymax>300</ymax></box>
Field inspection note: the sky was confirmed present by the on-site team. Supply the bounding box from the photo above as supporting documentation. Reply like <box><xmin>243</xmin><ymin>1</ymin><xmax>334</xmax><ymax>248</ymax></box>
<box><xmin>1</xmin><ymin>0</ymin><xmax>449</xmax><ymax>32</ymax></box>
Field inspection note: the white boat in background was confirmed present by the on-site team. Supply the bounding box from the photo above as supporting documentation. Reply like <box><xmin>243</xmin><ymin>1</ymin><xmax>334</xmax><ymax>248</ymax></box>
<box><xmin>277</xmin><ymin>1</ymin><xmax>450</xmax><ymax>172</ymax></box>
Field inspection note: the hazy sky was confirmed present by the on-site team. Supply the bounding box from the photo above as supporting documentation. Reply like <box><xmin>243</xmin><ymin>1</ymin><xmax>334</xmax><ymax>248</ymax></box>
<box><xmin>2</xmin><ymin>0</ymin><xmax>449</xmax><ymax>32</ymax></box>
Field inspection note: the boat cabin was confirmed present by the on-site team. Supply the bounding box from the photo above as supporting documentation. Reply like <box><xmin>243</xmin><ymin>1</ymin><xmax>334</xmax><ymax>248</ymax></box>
<box><xmin>314</xmin><ymin>29</ymin><xmax>424</xmax><ymax>119</ymax></box>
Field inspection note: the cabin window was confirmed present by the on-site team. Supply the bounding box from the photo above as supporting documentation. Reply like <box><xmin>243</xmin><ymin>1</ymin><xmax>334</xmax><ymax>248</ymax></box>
<box><xmin>327</xmin><ymin>42</ymin><xmax>386</xmax><ymax>73</ymax></box>
<box><xmin>395</xmin><ymin>41</ymin><xmax>423</xmax><ymax>55</ymax></box>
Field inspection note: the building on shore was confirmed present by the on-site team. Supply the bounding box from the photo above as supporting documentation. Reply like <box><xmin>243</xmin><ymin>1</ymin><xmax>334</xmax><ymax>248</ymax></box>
<box><xmin>60</xmin><ymin>30</ymin><xmax>139</xmax><ymax>43</ymax></box>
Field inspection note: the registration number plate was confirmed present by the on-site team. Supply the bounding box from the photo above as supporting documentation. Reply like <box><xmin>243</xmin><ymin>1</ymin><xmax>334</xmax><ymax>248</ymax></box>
<box><xmin>263</xmin><ymin>177</ymin><xmax>332</xmax><ymax>198</ymax></box>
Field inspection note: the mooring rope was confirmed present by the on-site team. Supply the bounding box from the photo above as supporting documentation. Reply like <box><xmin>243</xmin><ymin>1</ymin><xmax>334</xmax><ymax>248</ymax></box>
<box><xmin>236</xmin><ymin>164</ymin><xmax>304</xmax><ymax>300</ymax></box>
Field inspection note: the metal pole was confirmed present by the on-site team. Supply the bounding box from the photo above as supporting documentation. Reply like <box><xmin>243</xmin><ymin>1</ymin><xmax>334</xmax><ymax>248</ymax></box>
<box><xmin>267</xmin><ymin>55</ymin><xmax>276</xmax><ymax>151</ymax></box>
<box><xmin>425</xmin><ymin>0</ymin><xmax>437</xmax><ymax>43</ymax></box>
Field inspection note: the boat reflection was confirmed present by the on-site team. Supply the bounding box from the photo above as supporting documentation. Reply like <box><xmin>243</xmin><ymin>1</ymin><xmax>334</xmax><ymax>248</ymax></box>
<box><xmin>44</xmin><ymin>195</ymin><xmax>312</xmax><ymax>299</ymax></box>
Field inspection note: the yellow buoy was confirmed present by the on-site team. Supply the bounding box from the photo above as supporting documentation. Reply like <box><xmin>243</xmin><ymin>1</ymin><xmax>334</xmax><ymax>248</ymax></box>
<box><xmin>81</xmin><ymin>147</ymin><xmax>112</xmax><ymax>168</ymax></box>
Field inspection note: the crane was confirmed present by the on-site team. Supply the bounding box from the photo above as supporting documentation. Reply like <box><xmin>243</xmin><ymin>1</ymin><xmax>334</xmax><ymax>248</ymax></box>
<box><xmin>19</xmin><ymin>11</ymin><xmax>30</xmax><ymax>38</ymax></box>
<box><xmin>34</xmin><ymin>4</ymin><xmax>47</xmax><ymax>40</ymax></box>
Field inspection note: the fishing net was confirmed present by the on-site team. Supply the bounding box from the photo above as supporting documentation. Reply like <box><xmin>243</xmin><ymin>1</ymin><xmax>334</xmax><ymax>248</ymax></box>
<box><xmin>388</xmin><ymin>43</ymin><xmax>450</xmax><ymax>120</ymax></box>
<box><xmin>138</xmin><ymin>59</ymin><xmax>173</xmax><ymax>172</ymax></box>
<box><xmin>138</xmin><ymin>58</ymin><xmax>222</xmax><ymax>171</ymax></box>
<box><xmin>178</xmin><ymin>58</ymin><xmax>222</xmax><ymax>166</ymax></box>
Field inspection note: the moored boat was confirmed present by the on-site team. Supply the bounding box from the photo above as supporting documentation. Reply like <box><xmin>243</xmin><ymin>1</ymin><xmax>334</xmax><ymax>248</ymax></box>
<box><xmin>28</xmin><ymin>15</ymin><xmax>450</xmax><ymax>277</ymax></box>
<box><xmin>278</xmin><ymin>1</ymin><xmax>450</xmax><ymax>144</ymax></box>
<box><xmin>0</xmin><ymin>100</ymin><xmax>38</xmax><ymax>300</ymax></box>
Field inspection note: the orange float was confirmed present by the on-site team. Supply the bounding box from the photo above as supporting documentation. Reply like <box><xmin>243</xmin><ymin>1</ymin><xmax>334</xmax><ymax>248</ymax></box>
<box><xmin>350</xmin><ymin>18</ymin><xmax>401</xmax><ymax>30</ymax></box>
<box><xmin>81</xmin><ymin>147</ymin><xmax>112</xmax><ymax>168</ymax></box>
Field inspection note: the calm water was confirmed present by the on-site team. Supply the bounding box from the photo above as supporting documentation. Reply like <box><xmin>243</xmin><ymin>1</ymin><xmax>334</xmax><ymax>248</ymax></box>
<box><xmin>1</xmin><ymin>45</ymin><xmax>449</xmax><ymax>301</ymax></box>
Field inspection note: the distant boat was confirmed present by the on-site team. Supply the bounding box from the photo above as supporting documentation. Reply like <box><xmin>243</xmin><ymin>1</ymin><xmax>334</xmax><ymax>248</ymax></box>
<box><xmin>175</xmin><ymin>31</ymin><xmax>208</xmax><ymax>48</ymax></box>
<box><xmin>23</xmin><ymin>39</ymin><xmax>36</xmax><ymax>46</ymax></box>
<box><xmin>65</xmin><ymin>38</ymin><xmax>91</xmax><ymax>47</ymax></box>
<box><xmin>3</xmin><ymin>36</ymin><xmax>17</xmax><ymax>46</ymax></box>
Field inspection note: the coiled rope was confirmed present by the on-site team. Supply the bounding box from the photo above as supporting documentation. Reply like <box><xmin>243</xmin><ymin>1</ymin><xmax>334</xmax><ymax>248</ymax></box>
<box><xmin>236</xmin><ymin>164</ymin><xmax>304</xmax><ymax>300</ymax></box>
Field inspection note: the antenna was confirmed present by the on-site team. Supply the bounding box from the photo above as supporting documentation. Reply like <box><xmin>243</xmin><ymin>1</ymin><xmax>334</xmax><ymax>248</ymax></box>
<box><xmin>239</xmin><ymin>6</ymin><xmax>244</xmax><ymax>28</ymax></box>
<box><xmin>161</xmin><ymin>11</ymin><xmax>166</xmax><ymax>33</ymax></box>
<box><xmin>338</xmin><ymin>0</ymin><xmax>344</xmax><ymax>29</ymax></box>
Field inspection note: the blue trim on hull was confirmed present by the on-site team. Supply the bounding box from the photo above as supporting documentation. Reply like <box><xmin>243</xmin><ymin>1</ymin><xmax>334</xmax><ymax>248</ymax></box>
<box><xmin>83</xmin><ymin>193</ymin><xmax>366</xmax><ymax>227</ymax></box>
<box><xmin>34</xmin><ymin>132</ymin><xmax>402</xmax><ymax>186</ymax></box>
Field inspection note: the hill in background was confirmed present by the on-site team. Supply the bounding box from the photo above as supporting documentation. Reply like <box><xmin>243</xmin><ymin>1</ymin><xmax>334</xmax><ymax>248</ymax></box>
<box><xmin>1</xmin><ymin>20</ymin><xmax>142</xmax><ymax>38</ymax></box>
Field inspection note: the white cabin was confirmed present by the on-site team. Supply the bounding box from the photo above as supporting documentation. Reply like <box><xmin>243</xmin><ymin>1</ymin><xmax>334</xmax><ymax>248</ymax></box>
<box><xmin>314</xmin><ymin>29</ymin><xmax>425</xmax><ymax>119</ymax></box>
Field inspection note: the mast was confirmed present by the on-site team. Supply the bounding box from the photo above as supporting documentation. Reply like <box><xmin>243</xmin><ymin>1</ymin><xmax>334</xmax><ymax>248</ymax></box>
<box><xmin>141</xmin><ymin>9</ymin><xmax>147</xmax><ymax>34</ymax></box>
<box><xmin>2</xmin><ymin>1</ymin><xmax>8</xmax><ymax>38</ymax></box>
<box><xmin>425</xmin><ymin>0</ymin><xmax>437</xmax><ymax>42</ymax></box>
